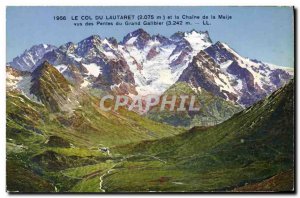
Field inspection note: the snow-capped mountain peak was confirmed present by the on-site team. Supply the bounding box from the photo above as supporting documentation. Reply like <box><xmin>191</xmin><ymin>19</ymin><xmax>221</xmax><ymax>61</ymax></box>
<box><xmin>183</xmin><ymin>30</ymin><xmax>212</xmax><ymax>52</ymax></box>
<box><xmin>122</xmin><ymin>28</ymin><xmax>151</xmax><ymax>49</ymax></box>
<box><xmin>75</xmin><ymin>35</ymin><xmax>102</xmax><ymax>56</ymax></box>
<box><xmin>83</xmin><ymin>35</ymin><xmax>101</xmax><ymax>42</ymax></box>
<box><xmin>199</xmin><ymin>41</ymin><xmax>293</xmax><ymax>106</ymax></box>
<box><xmin>9</xmin><ymin>44</ymin><xmax>57</xmax><ymax>71</ymax></box>
<box><xmin>59</xmin><ymin>42</ymin><xmax>77</xmax><ymax>54</ymax></box>
<box><xmin>152</xmin><ymin>34</ymin><xmax>173</xmax><ymax>46</ymax></box>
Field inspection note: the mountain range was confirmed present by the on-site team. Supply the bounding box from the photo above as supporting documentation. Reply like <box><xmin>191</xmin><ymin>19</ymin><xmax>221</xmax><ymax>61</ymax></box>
<box><xmin>8</xmin><ymin>29</ymin><xmax>293</xmax><ymax>108</ymax></box>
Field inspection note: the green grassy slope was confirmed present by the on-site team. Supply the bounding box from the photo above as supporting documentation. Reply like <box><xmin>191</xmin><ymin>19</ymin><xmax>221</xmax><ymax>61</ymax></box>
<box><xmin>6</xmin><ymin>88</ymin><xmax>183</xmax><ymax>192</ymax></box>
<box><xmin>6</xmin><ymin>63</ymin><xmax>184</xmax><ymax>192</ymax></box>
<box><xmin>105</xmin><ymin>79</ymin><xmax>294</xmax><ymax>192</ymax></box>
<box><xmin>30</xmin><ymin>61</ymin><xmax>71</xmax><ymax>112</ymax></box>
<box><xmin>233</xmin><ymin>169</ymin><xmax>294</xmax><ymax>192</ymax></box>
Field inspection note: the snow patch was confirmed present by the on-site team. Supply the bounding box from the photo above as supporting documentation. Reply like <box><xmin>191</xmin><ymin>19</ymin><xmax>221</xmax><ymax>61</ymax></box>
<box><xmin>80</xmin><ymin>79</ymin><xmax>90</xmax><ymax>88</ymax></box>
<box><xmin>265</xmin><ymin>63</ymin><xmax>294</xmax><ymax>75</ymax></box>
<box><xmin>68</xmin><ymin>54</ymin><xmax>83</xmax><ymax>62</ymax></box>
<box><xmin>184</xmin><ymin>31</ymin><xmax>212</xmax><ymax>52</ymax></box>
<box><xmin>220</xmin><ymin>60</ymin><xmax>233</xmax><ymax>72</ymax></box>
<box><xmin>126</xmin><ymin>36</ymin><xmax>138</xmax><ymax>45</ymax></box>
<box><xmin>102</xmin><ymin>50</ymin><xmax>117</xmax><ymax>59</ymax></box>
<box><xmin>55</xmin><ymin>65</ymin><xmax>68</xmax><ymax>73</ymax></box>
<box><xmin>82</xmin><ymin>63</ymin><xmax>101</xmax><ymax>77</ymax></box>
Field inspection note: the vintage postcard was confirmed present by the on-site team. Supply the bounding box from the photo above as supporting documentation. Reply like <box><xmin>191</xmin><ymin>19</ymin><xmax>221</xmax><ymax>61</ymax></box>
<box><xmin>6</xmin><ymin>6</ymin><xmax>295</xmax><ymax>193</ymax></box>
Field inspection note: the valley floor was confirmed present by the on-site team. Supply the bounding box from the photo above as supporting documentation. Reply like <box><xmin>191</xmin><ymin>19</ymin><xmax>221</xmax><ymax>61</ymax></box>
<box><xmin>6</xmin><ymin>80</ymin><xmax>295</xmax><ymax>193</ymax></box>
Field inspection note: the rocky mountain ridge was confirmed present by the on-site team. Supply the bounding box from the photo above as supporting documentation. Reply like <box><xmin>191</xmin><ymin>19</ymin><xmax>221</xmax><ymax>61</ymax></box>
<box><xmin>7</xmin><ymin>29</ymin><xmax>293</xmax><ymax>107</ymax></box>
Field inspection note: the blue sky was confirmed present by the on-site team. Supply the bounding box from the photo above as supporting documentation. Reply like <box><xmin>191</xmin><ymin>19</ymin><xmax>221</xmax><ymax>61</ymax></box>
<box><xmin>7</xmin><ymin>6</ymin><xmax>294</xmax><ymax>67</ymax></box>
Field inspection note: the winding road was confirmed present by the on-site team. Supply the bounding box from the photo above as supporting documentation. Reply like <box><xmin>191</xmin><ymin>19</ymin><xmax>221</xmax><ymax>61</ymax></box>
<box><xmin>99</xmin><ymin>154</ymin><xmax>166</xmax><ymax>192</ymax></box>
